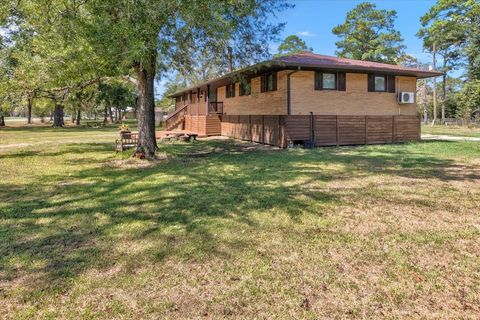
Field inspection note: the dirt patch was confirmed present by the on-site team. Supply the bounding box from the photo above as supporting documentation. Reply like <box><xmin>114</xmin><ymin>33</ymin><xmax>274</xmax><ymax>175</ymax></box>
<box><xmin>104</xmin><ymin>155</ymin><xmax>168</xmax><ymax>169</ymax></box>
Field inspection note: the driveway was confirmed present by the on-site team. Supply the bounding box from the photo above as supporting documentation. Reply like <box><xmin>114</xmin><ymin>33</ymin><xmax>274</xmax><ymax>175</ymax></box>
<box><xmin>422</xmin><ymin>134</ymin><xmax>480</xmax><ymax>142</ymax></box>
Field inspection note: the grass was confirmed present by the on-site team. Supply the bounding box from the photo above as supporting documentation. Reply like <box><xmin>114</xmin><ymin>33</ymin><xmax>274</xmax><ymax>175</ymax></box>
<box><xmin>422</xmin><ymin>124</ymin><xmax>480</xmax><ymax>138</ymax></box>
<box><xmin>1</xmin><ymin>124</ymin><xmax>480</xmax><ymax>319</ymax></box>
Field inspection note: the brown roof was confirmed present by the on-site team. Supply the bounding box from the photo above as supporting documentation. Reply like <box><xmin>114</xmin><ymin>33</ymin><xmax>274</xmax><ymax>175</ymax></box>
<box><xmin>170</xmin><ymin>52</ymin><xmax>442</xmax><ymax>97</ymax></box>
<box><xmin>275</xmin><ymin>52</ymin><xmax>442</xmax><ymax>77</ymax></box>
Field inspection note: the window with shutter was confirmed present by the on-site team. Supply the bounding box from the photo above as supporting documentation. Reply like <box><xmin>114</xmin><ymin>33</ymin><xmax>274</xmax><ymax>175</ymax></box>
<box><xmin>337</xmin><ymin>72</ymin><xmax>346</xmax><ymax>91</ymax></box>
<box><xmin>368</xmin><ymin>74</ymin><xmax>389</xmax><ymax>92</ymax></box>
<box><xmin>315</xmin><ymin>72</ymin><xmax>345</xmax><ymax>91</ymax></box>
<box><xmin>239</xmin><ymin>79</ymin><xmax>251</xmax><ymax>96</ymax></box>
<box><xmin>226</xmin><ymin>83</ymin><xmax>236</xmax><ymax>98</ymax></box>
<box><xmin>260</xmin><ymin>72</ymin><xmax>277</xmax><ymax>92</ymax></box>
<box><xmin>387</xmin><ymin>75</ymin><xmax>396</xmax><ymax>93</ymax></box>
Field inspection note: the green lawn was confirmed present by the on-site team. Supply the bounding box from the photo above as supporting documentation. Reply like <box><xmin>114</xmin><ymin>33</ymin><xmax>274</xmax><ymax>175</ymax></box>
<box><xmin>1</xmin><ymin>125</ymin><xmax>480</xmax><ymax>319</ymax></box>
<box><xmin>422</xmin><ymin>124</ymin><xmax>480</xmax><ymax>138</ymax></box>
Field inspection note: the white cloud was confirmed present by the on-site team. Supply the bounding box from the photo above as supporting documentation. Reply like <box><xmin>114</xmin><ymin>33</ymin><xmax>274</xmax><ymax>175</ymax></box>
<box><xmin>297</xmin><ymin>31</ymin><xmax>316</xmax><ymax>37</ymax></box>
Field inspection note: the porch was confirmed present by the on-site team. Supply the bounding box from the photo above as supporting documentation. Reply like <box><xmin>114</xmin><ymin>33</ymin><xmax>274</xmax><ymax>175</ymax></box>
<box><xmin>163</xmin><ymin>100</ymin><xmax>224</xmax><ymax>136</ymax></box>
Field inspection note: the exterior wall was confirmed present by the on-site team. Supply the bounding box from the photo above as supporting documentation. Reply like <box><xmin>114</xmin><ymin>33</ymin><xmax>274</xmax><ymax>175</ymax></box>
<box><xmin>289</xmin><ymin>71</ymin><xmax>417</xmax><ymax>116</ymax></box>
<box><xmin>217</xmin><ymin>70</ymin><xmax>289</xmax><ymax>115</ymax></box>
<box><xmin>174</xmin><ymin>70</ymin><xmax>417</xmax><ymax>117</ymax></box>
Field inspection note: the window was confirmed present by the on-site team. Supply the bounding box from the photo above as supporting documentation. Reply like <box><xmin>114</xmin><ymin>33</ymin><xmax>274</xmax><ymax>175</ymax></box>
<box><xmin>226</xmin><ymin>83</ymin><xmax>235</xmax><ymax>98</ymax></box>
<box><xmin>368</xmin><ymin>74</ymin><xmax>395</xmax><ymax>93</ymax></box>
<box><xmin>374</xmin><ymin>75</ymin><xmax>386</xmax><ymax>92</ymax></box>
<box><xmin>315</xmin><ymin>72</ymin><xmax>346</xmax><ymax>91</ymax></box>
<box><xmin>261</xmin><ymin>72</ymin><xmax>277</xmax><ymax>92</ymax></box>
<box><xmin>239</xmin><ymin>79</ymin><xmax>251</xmax><ymax>96</ymax></box>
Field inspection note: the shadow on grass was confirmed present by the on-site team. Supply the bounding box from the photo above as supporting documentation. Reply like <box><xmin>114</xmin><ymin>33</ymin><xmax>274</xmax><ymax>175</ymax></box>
<box><xmin>0</xmin><ymin>138</ymin><xmax>478</xmax><ymax>298</ymax></box>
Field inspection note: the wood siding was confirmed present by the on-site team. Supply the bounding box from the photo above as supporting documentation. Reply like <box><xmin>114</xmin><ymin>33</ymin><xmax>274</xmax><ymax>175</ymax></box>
<box><xmin>185</xmin><ymin>114</ymin><xmax>221</xmax><ymax>136</ymax></box>
<box><xmin>221</xmin><ymin>114</ymin><xmax>420</xmax><ymax>148</ymax></box>
<box><xmin>221</xmin><ymin>115</ymin><xmax>285</xmax><ymax>147</ymax></box>
<box><xmin>217</xmin><ymin>70</ymin><xmax>289</xmax><ymax>115</ymax></box>
<box><xmin>290</xmin><ymin>71</ymin><xmax>417</xmax><ymax>116</ymax></box>
<box><xmin>175</xmin><ymin>92</ymin><xmax>208</xmax><ymax>115</ymax></box>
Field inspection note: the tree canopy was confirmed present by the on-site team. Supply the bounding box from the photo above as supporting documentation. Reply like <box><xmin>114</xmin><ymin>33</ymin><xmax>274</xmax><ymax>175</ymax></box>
<box><xmin>1</xmin><ymin>0</ymin><xmax>290</xmax><ymax>158</ymax></box>
<box><xmin>332</xmin><ymin>2</ymin><xmax>405</xmax><ymax>64</ymax></box>
<box><xmin>275</xmin><ymin>35</ymin><xmax>312</xmax><ymax>57</ymax></box>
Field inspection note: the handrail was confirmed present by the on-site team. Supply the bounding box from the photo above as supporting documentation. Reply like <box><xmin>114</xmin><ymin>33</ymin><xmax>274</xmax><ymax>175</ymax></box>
<box><xmin>165</xmin><ymin>104</ymin><xmax>189</xmax><ymax>122</ymax></box>
<box><xmin>164</xmin><ymin>104</ymin><xmax>189</xmax><ymax>130</ymax></box>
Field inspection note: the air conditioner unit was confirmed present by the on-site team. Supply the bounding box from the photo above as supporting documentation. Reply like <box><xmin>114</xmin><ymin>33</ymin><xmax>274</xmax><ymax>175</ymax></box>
<box><xmin>398</xmin><ymin>92</ymin><xmax>415</xmax><ymax>104</ymax></box>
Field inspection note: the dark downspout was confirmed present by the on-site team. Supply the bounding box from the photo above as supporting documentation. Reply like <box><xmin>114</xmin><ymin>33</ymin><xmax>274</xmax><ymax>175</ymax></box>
<box><xmin>310</xmin><ymin>111</ymin><xmax>315</xmax><ymax>147</ymax></box>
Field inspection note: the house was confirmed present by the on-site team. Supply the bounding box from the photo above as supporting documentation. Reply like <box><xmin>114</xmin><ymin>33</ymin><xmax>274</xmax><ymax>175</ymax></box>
<box><xmin>166</xmin><ymin>52</ymin><xmax>442</xmax><ymax>147</ymax></box>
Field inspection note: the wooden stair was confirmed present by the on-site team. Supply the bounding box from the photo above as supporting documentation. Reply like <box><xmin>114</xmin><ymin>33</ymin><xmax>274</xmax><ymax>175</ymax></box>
<box><xmin>164</xmin><ymin>104</ymin><xmax>188</xmax><ymax>131</ymax></box>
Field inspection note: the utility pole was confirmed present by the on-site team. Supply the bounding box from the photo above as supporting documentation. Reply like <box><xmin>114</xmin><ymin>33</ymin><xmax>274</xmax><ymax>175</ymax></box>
<box><xmin>431</xmin><ymin>43</ymin><xmax>438</xmax><ymax>127</ymax></box>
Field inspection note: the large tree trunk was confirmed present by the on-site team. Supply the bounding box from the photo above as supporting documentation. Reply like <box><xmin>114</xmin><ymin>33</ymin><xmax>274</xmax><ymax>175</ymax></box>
<box><xmin>103</xmin><ymin>106</ymin><xmax>108</xmax><ymax>124</ymax></box>
<box><xmin>108</xmin><ymin>106</ymin><xmax>113</xmax><ymax>123</ymax></box>
<box><xmin>52</xmin><ymin>104</ymin><xmax>64</xmax><ymax>127</ymax></box>
<box><xmin>135</xmin><ymin>55</ymin><xmax>157</xmax><ymax>159</ymax></box>
<box><xmin>0</xmin><ymin>114</ymin><xmax>5</xmax><ymax>127</ymax></box>
<box><xmin>76</xmin><ymin>109</ymin><xmax>81</xmax><ymax>125</ymax></box>
<box><xmin>27</xmin><ymin>97</ymin><xmax>33</xmax><ymax>124</ymax></box>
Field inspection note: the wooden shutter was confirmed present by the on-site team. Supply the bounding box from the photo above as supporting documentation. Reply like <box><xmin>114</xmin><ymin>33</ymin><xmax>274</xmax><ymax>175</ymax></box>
<box><xmin>261</xmin><ymin>75</ymin><xmax>266</xmax><ymax>92</ymax></box>
<box><xmin>337</xmin><ymin>72</ymin><xmax>346</xmax><ymax>91</ymax></box>
<box><xmin>367</xmin><ymin>74</ymin><xmax>375</xmax><ymax>92</ymax></box>
<box><xmin>232</xmin><ymin>83</ymin><xmax>236</xmax><ymax>97</ymax></box>
<box><xmin>387</xmin><ymin>75</ymin><xmax>396</xmax><ymax>93</ymax></box>
<box><xmin>315</xmin><ymin>71</ymin><xmax>323</xmax><ymax>90</ymax></box>
<box><xmin>272</xmin><ymin>72</ymin><xmax>277</xmax><ymax>91</ymax></box>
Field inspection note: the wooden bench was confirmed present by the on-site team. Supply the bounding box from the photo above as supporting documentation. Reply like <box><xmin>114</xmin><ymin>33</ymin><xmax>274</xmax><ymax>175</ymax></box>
<box><xmin>115</xmin><ymin>132</ymin><xmax>138</xmax><ymax>152</ymax></box>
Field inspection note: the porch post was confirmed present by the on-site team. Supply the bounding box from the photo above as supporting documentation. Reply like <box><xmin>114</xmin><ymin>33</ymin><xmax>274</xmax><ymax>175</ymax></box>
<box><xmin>196</xmin><ymin>88</ymin><xmax>200</xmax><ymax>116</ymax></box>
<box><xmin>206</xmin><ymin>84</ymin><xmax>210</xmax><ymax>115</ymax></box>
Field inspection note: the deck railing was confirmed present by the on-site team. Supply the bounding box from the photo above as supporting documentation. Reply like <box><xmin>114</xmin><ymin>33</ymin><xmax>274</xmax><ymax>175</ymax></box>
<box><xmin>208</xmin><ymin>101</ymin><xmax>223</xmax><ymax>114</ymax></box>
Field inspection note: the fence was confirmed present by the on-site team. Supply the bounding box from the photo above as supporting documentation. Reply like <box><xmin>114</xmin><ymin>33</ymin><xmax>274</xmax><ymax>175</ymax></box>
<box><xmin>220</xmin><ymin>115</ymin><xmax>420</xmax><ymax>148</ymax></box>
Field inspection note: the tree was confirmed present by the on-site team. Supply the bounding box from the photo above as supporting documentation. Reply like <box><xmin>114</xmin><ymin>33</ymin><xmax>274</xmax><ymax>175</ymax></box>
<box><xmin>332</xmin><ymin>2</ymin><xmax>405</xmax><ymax>64</ymax></box>
<box><xmin>275</xmin><ymin>35</ymin><xmax>312</xmax><ymax>57</ymax></box>
<box><xmin>457</xmin><ymin>80</ymin><xmax>480</xmax><ymax>120</ymax></box>
<box><xmin>80</xmin><ymin>1</ymin><xmax>290</xmax><ymax>159</ymax></box>
<box><xmin>419</xmin><ymin>0</ymin><xmax>480</xmax><ymax>81</ymax></box>
<box><xmin>97</xmin><ymin>81</ymin><xmax>136</xmax><ymax>124</ymax></box>
<box><xmin>3</xmin><ymin>0</ymin><xmax>289</xmax><ymax>159</ymax></box>
<box><xmin>418</xmin><ymin>2</ymin><xmax>467</xmax><ymax>124</ymax></box>
<box><xmin>1</xmin><ymin>1</ymin><xmax>104</xmax><ymax>128</ymax></box>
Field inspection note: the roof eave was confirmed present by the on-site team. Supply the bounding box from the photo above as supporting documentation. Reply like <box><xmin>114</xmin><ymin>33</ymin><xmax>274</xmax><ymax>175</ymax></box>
<box><xmin>168</xmin><ymin>61</ymin><xmax>443</xmax><ymax>97</ymax></box>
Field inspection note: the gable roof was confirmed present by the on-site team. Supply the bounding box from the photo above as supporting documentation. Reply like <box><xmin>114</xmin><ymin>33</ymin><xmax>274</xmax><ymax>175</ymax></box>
<box><xmin>170</xmin><ymin>52</ymin><xmax>442</xmax><ymax>97</ymax></box>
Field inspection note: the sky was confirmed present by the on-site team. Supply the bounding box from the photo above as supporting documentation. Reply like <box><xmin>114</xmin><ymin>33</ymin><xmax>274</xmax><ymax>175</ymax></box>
<box><xmin>155</xmin><ymin>0</ymin><xmax>438</xmax><ymax>97</ymax></box>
